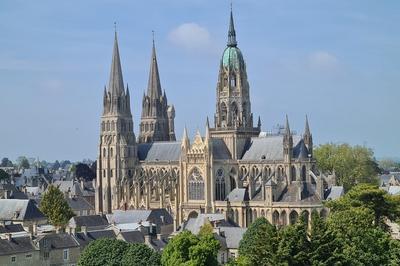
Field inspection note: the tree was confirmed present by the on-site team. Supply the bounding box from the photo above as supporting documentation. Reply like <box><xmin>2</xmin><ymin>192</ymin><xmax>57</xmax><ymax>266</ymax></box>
<box><xmin>238</xmin><ymin>217</ymin><xmax>279</xmax><ymax>266</ymax></box>
<box><xmin>309</xmin><ymin>211</ymin><xmax>344</xmax><ymax>265</ymax></box>
<box><xmin>78</xmin><ymin>238</ymin><xmax>129</xmax><ymax>266</ymax></box>
<box><xmin>0</xmin><ymin>169</ymin><xmax>10</xmax><ymax>182</ymax></box>
<box><xmin>0</xmin><ymin>157</ymin><xmax>13</xmax><ymax>167</ymax></box>
<box><xmin>40</xmin><ymin>185</ymin><xmax>74</xmax><ymax>227</ymax></box>
<box><xmin>52</xmin><ymin>160</ymin><xmax>61</xmax><ymax>170</ymax></box>
<box><xmin>276</xmin><ymin>214</ymin><xmax>310</xmax><ymax>266</ymax></box>
<box><xmin>75</xmin><ymin>163</ymin><xmax>95</xmax><ymax>181</ymax></box>
<box><xmin>121</xmin><ymin>243</ymin><xmax>161</xmax><ymax>266</ymax></box>
<box><xmin>17</xmin><ymin>156</ymin><xmax>30</xmax><ymax>169</ymax></box>
<box><xmin>161</xmin><ymin>230</ymin><xmax>220</xmax><ymax>266</ymax></box>
<box><xmin>314</xmin><ymin>143</ymin><xmax>380</xmax><ymax>190</ymax></box>
<box><xmin>326</xmin><ymin>183</ymin><xmax>400</xmax><ymax>229</ymax></box>
<box><xmin>379</xmin><ymin>158</ymin><xmax>400</xmax><ymax>172</ymax></box>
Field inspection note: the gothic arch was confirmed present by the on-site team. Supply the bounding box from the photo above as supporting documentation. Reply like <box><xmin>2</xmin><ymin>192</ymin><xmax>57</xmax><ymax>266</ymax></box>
<box><xmin>220</xmin><ymin>102</ymin><xmax>227</xmax><ymax>124</ymax></box>
<box><xmin>188</xmin><ymin>167</ymin><xmax>204</xmax><ymax>200</ymax></box>
<box><xmin>231</xmin><ymin>102</ymin><xmax>239</xmax><ymax>124</ymax></box>
<box><xmin>291</xmin><ymin>166</ymin><xmax>296</xmax><ymax>182</ymax></box>
<box><xmin>301</xmin><ymin>165</ymin><xmax>307</xmax><ymax>181</ymax></box>
<box><xmin>215</xmin><ymin>168</ymin><xmax>226</xmax><ymax>201</ymax></box>
<box><xmin>188</xmin><ymin>211</ymin><xmax>198</xmax><ymax>219</ymax></box>
<box><xmin>281</xmin><ymin>210</ymin><xmax>287</xmax><ymax>226</ymax></box>
<box><xmin>272</xmin><ymin>210</ymin><xmax>280</xmax><ymax>225</ymax></box>
<box><xmin>289</xmin><ymin>210</ymin><xmax>298</xmax><ymax>225</ymax></box>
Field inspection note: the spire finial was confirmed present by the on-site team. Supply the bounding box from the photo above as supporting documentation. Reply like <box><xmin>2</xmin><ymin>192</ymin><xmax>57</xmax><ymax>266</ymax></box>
<box><xmin>152</xmin><ymin>30</ymin><xmax>155</xmax><ymax>45</ymax></box>
<box><xmin>227</xmin><ymin>2</ymin><xmax>237</xmax><ymax>47</ymax></box>
<box><xmin>305</xmin><ymin>115</ymin><xmax>311</xmax><ymax>135</ymax></box>
<box><xmin>114</xmin><ymin>22</ymin><xmax>117</xmax><ymax>35</ymax></box>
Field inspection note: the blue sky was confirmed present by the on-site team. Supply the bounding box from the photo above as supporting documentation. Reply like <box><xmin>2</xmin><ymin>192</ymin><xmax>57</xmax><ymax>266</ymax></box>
<box><xmin>0</xmin><ymin>0</ymin><xmax>399</xmax><ymax>161</ymax></box>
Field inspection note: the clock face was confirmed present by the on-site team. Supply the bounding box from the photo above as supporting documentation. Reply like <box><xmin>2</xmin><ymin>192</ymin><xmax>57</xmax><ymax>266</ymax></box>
<box><xmin>216</xmin><ymin>168</ymin><xmax>224</xmax><ymax>177</ymax></box>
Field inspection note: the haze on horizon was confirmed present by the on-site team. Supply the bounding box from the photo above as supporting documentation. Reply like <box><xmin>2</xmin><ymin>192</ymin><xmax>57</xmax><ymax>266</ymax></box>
<box><xmin>0</xmin><ymin>0</ymin><xmax>399</xmax><ymax>162</ymax></box>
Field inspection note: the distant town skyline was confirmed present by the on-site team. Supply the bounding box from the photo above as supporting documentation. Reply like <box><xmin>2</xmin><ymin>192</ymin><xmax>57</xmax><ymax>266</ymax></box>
<box><xmin>0</xmin><ymin>0</ymin><xmax>399</xmax><ymax>161</ymax></box>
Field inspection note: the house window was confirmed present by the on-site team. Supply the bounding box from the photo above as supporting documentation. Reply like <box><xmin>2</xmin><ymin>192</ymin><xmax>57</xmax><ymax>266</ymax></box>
<box><xmin>26</xmin><ymin>254</ymin><xmax>32</xmax><ymax>258</ymax></box>
<box><xmin>63</xmin><ymin>249</ymin><xmax>69</xmax><ymax>261</ymax></box>
<box><xmin>44</xmin><ymin>252</ymin><xmax>49</xmax><ymax>259</ymax></box>
<box><xmin>11</xmin><ymin>256</ymin><xmax>16</xmax><ymax>263</ymax></box>
<box><xmin>230</xmin><ymin>252</ymin><xmax>236</xmax><ymax>258</ymax></box>
<box><xmin>188</xmin><ymin>168</ymin><xmax>204</xmax><ymax>200</ymax></box>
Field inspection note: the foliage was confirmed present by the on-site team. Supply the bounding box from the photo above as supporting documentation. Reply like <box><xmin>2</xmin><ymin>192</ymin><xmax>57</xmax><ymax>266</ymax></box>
<box><xmin>75</xmin><ymin>162</ymin><xmax>96</xmax><ymax>181</ymax></box>
<box><xmin>276</xmin><ymin>215</ymin><xmax>310</xmax><ymax>266</ymax></box>
<box><xmin>78</xmin><ymin>238</ymin><xmax>129</xmax><ymax>266</ymax></box>
<box><xmin>40</xmin><ymin>185</ymin><xmax>74</xmax><ymax>227</ymax></box>
<box><xmin>16</xmin><ymin>156</ymin><xmax>30</xmax><ymax>169</ymax></box>
<box><xmin>0</xmin><ymin>157</ymin><xmax>13</xmax><ymax>167</ymax></box>
<box><xmin>0</xmin><ymin>169</ymin><xmax>10</xmax><ymax>181</ymax></box>
<box><xmin>198</xmin><ymin>222</ymin><xmax>214</xmax><ymax>237</ymax></box>
<box><xmin>121</xmin><ymin>243</ymin><xmax>161</xmax><ymax>266</ymax></box>
<box><xmin>238</xmin><ymin>217</ymin><xmax>279</xmax><ymax>265</ymax></box>
<box><xmin>314</xmin><ymin>143</ymin><xmax>380</xmax><ymax>190</ymax></box>
<box><xmin>326</xmin><ymin>183</ymin><xmax>400</xmax><ymax>228</ymax></box>
<box><xmin>161</xmin><ymin>229</ymin><xmax>220</xmax><ymax>266</ymax></box>
<box><xmin>379</xmin><ymin>158</ymin><xmax>400</xmax><ymax>172</ymax></box>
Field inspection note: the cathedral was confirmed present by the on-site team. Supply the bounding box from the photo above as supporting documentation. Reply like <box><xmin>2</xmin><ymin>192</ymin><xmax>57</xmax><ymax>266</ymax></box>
<box><xmin>95</xmin><ymin>10</ymin><xmax>335</xmax><ymax>229</ymax></box>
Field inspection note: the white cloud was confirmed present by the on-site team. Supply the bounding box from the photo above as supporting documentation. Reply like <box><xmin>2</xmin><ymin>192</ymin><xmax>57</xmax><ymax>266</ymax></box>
<box><xmin>168</xmin><ymin>23</ymin><xmax>212</xmax><ymax>51</ymax></box>
<box><xmin>308</xmin><ymin>51</ymin><xmax>338</xmax><ymax>69</ymax></box>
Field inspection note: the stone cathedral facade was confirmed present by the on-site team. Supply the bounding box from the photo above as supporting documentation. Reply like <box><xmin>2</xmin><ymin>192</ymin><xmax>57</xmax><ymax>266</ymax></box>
<box><xmin>96</xmin><ymin>11</ymin><xmax>335</xmax><ymax>229</ymax></box>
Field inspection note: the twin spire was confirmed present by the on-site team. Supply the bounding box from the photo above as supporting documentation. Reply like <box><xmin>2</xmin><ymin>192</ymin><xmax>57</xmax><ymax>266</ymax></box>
<box><xmin>147</xmin><ymin>34</ymin><xmax>162</xmax><ymax>100</ymax></box>
<box><xmin>108</xmin><ymin>30</ymin><xmax>125</xmax><ymax>96</ymax></box>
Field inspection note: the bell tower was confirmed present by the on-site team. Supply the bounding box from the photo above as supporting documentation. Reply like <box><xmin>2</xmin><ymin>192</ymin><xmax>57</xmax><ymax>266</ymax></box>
<box><xmin>96</xmin><ymin>30</ymin><xmax>137</xmax><ymax>214</ymax></box>
<box><xmin>211</xmin><ymin>8</ymin><xmax>260</xmax><ymax>159</ymax></box>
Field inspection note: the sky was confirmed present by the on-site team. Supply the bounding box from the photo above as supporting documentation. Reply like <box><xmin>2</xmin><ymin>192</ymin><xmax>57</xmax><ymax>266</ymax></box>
<box><xmin>0</xmin><ymin>0</ymin><xmax>399</xmax><ymax>162</ymax></box>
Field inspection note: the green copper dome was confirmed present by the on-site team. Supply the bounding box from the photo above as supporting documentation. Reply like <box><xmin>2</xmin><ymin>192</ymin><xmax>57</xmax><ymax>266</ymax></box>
<box><xmin>222</xmin><ymin>46</ymin><xmax>244</xmax><ymax>70</ymax></box>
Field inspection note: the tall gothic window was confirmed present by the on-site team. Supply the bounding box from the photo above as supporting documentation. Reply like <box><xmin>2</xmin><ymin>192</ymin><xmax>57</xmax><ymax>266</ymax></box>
<box><xmin>215</xmin><ymin>169</ymin><xmax>226</xmax><ymax>201</ymax></box>
<box><xmin>188</xmin><ymin>168</ymin><xmax>204</xmax><ymax>200</ymax></box>
<box><xmin>231</xmin><ymin>102</ymin><xmax>238</xmax><ymax>124</ymax></box>
<box><xmin>220</xmin><ymin>102</ymin><xmax>227</xmax><ymax>124</ymax></box>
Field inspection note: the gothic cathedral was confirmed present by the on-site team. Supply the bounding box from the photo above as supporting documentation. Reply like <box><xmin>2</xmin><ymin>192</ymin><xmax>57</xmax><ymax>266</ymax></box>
<box><xmin>96</xmin><ymin>10</ymin><xmax>335</xmax><ymax>229</ymax></box>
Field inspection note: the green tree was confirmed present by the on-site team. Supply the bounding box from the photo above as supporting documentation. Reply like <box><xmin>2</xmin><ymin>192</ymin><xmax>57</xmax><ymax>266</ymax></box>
<box><xmin>17</xmin><ymin>156</ymin><xmax>30</xmax><ymax>169</ymax></box>
<box><xmin>309</xmin><ymin>211</ymin><xmax>344</xmax><ymax>265</ymax></box>
<box><xmin>326</xmin><ymin>183</ymin><xmax>400</xmax><ymax>228</ymax></box>
<box><xmin>40</xmin><ymin>185</ymin><xmax>74</xmax><ymax>227</ymax></box>
<box><xmin>0</xmin><ymin>169</ymin><xmax>10</xmax><ymax>182</ymax></box>
<box><xmin>314</xmin><ymin>143</ymin><xmax>380</xmax><ymax>190</ymax></box>
<box><xmin>161</xmin><ymin>230</ymin><xmax>220</xmax><ymax>266</ymax></box>
<box><xmin>238</xmin><ymin>217</ymin><xmax>279</xmax><ymax>266</ymax></box>
<box><xmin>121</xmin><ymin>243</ymin><xmax>161</xmax><ymax>266</ymax></box>
<box><xmin>0</xmin><ymin>157</ymin><xmax>13</xmax><ymax>167</ymax></box>
<box><xmin>276</xmin><ymin>214</ymin><xmax>310</xmax><ymax>266</ymax></box>
<box><xmin>78</xmin><ymin>238</ymin><xmax>129</xmax><ymax>266</ymax></box>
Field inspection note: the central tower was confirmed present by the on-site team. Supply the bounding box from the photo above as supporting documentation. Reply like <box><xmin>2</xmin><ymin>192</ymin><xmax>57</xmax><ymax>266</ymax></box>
<box><xmin>211</xmin><ymin>9</ymin><xmax>260</xmax><ymax>159</ymax></box>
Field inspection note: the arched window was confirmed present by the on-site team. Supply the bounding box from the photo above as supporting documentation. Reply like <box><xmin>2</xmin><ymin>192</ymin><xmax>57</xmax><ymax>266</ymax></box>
<box><xmin>272</xmin><ymin>211</ymin><xmax>280</xmax><ymax>225</ymax></box>
<box><xmin>103</xmin><ymin>148</ymin><xmax>106</xmax><ymax>158</ymax></box>
<box><xmin>189</xmin><ymin>168</ymin><xmax>204</xmax><ymax>200</ymax></box>
<box><xmin>111</xmin><ymin>121</ymin><xmax>115</xmax><ymax>131</ymax></box>
<box><xmin>231</xmin><ymin>102</ymin><xmax>238</xmax><ymax>124</ymax></box>
<box><xmin>215</xmin><ymin>169</ymin><xmax>226</xmax><ymax>201</ymax></box>
<box><xmin>301</xmin><ymin>165</ymin><xmax>307</xmax><ymax>182</ymax></box>
<box><xmin>291</xmin><ymin>166</ymin><xmax>296</xmax><ymax>182</ymax></box>
<box><xmin>102</xmin><ymin>122</ymin><xmax>105</xmax><ymax>132</ymax></box>
<box><xmin>289</xmin><ymin>211</ymin><xmax>298</xmax><ymax>225</ymax></box>
<box><xmin>106</xmin><ymin>121</ymin><xmax>110</xmax><ymax>131</ymax></box>
<box><xmin>220</xmin><ymin>102</ymin><xmax>227</xmax><ymax>124</ymax></box>
<box><xmin>110</xmin><ymin>148</ymin><xmax>113</xmax><ymax>157</ymax></box>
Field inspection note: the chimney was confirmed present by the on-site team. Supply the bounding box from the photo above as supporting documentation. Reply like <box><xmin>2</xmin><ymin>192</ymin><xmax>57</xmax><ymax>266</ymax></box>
<box><xmin>157</xmin><ymin>233</ymin><xmax>163</xmax><ymax>241</ymax></box>
<box><xmin>160</xmin><ymin>216</ymin><xmax>164</xmax><ymax>224</ymax></box>
<box><xmin>81</xmin><ymin>226</ymin><xmax>87</xmax><ymax>236</ymax></box>
<box><xmin>5</xmin><ymin>233</ymin><xmax>12</xmax><ymax>241</ymax></box>
<box><xmin>80</xmin><ymin>179</ymin><xmax>85</xmax><ymax>190</ymax></box>
<box><xmin>144</xmin><ymin>234</ymin><xmax>152</xmax><ymax>245</ymax></box>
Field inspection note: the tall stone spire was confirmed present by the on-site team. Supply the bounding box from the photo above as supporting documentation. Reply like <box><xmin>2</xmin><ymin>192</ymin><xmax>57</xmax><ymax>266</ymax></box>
<box><xmin>304</xmin><ymin>115</ymin><xmax>313</xmax><ymax>155</ymax></box>
<box><xmin>227</xmin><ymin>7</ymin><xmax>237</xmax><ymax>47</ymax></box>
<box><xmin>304</xmin><ymin>115</ymin><xmax>311</xmax><ymax>136</ymax></box>
<box><xmin>139</xmin><ymin>33</ymin><xmax>176</xmax><ymax>143</ymax></box>
<box><xmin>108</xmin><ymin>30</ymin><xmax>125</xmax><ymax>96</ymax></box>
<box><xmin>147</xmin><ymin>34</ymin><xmax>162</xmax><ymax>100</ymax></box>
<box><xmin>285</xmin><ymin>114</ymin><xmax>291</xmax><ymax>135</ymax></box>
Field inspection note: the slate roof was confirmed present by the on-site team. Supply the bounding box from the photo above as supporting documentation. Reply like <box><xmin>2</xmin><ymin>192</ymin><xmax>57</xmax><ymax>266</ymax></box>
<box><xmin>37</xmin><ymin>233</ymin><xmax>79</xmax><ymax>249</ymax></box>
<box><xmin>324</xmin><ymin>186</ymin><xmax>344</xmax><ymax>200</ymax></box>
<box><xmin>137</xmin><ymin>142</ymin><xmax>181</xmax><ymax>162</ymax></box>
<box><xmin>182</xmin><ymin>213</ymin><xmax>228</xmax><ymax>234</ymax></box>
<box><xmin>119</xmin><ymin>231</ymin><xmax>144</xmax><ymax>243</ymax></box>
<box><xmin>107</xmin><ymin>209</ymin><xmax>173</xmax><ymax>227</ymax></box>
<box><xmin>279</xmin><ymin>183</ymin><xmax>320</xmax><ymax>202</ymax></box>
<box><xmin>388</xmin><ymin>186</ymin><xmax>400</xmax><ymax>195</ymax></box>
<box><xmin>66</xmin><ymin>197</ymin><xmax>94</xmax><ymax>211</ymax></box>
<box><xmin>241</xmin><ymin>135</ymin><xmax>303</xmax><ymax>161</ymax></box>
<box><xmin>0</xmin><ymin>236</ymin><xmax>36</xmax><ymax>255</ymax></box>
<box><xmin>211</xmin><ymin>139</ymin><xmax>231</xmax><ymax>159</ymax></box>
<box><xmin>0</xmin><ymin>224</ymin><xmax>25</xmax><ymax>234</ymax></box>
<box><xmin>226</xmin><ymin>188</ymin><xmax>249</xmax><ymax>202</ymax></box>
<box><xmin>69</xmin><ymin>215</ymin><xmax>109</xmax><ymax>228</ymax></box>
<box><xmin>75</xmin><ymin>230</ymin><xmax>116</xmax><ymax>248</ymax></box>
<box><xmin>219</xmin><ymin>227</ymin><xmax>247</xmax><ymax>249</ymax></box>
<box><xmin>0</xmin><ymin>199</ymin><xmax>46</xmax><ymax>221</ymax></box>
